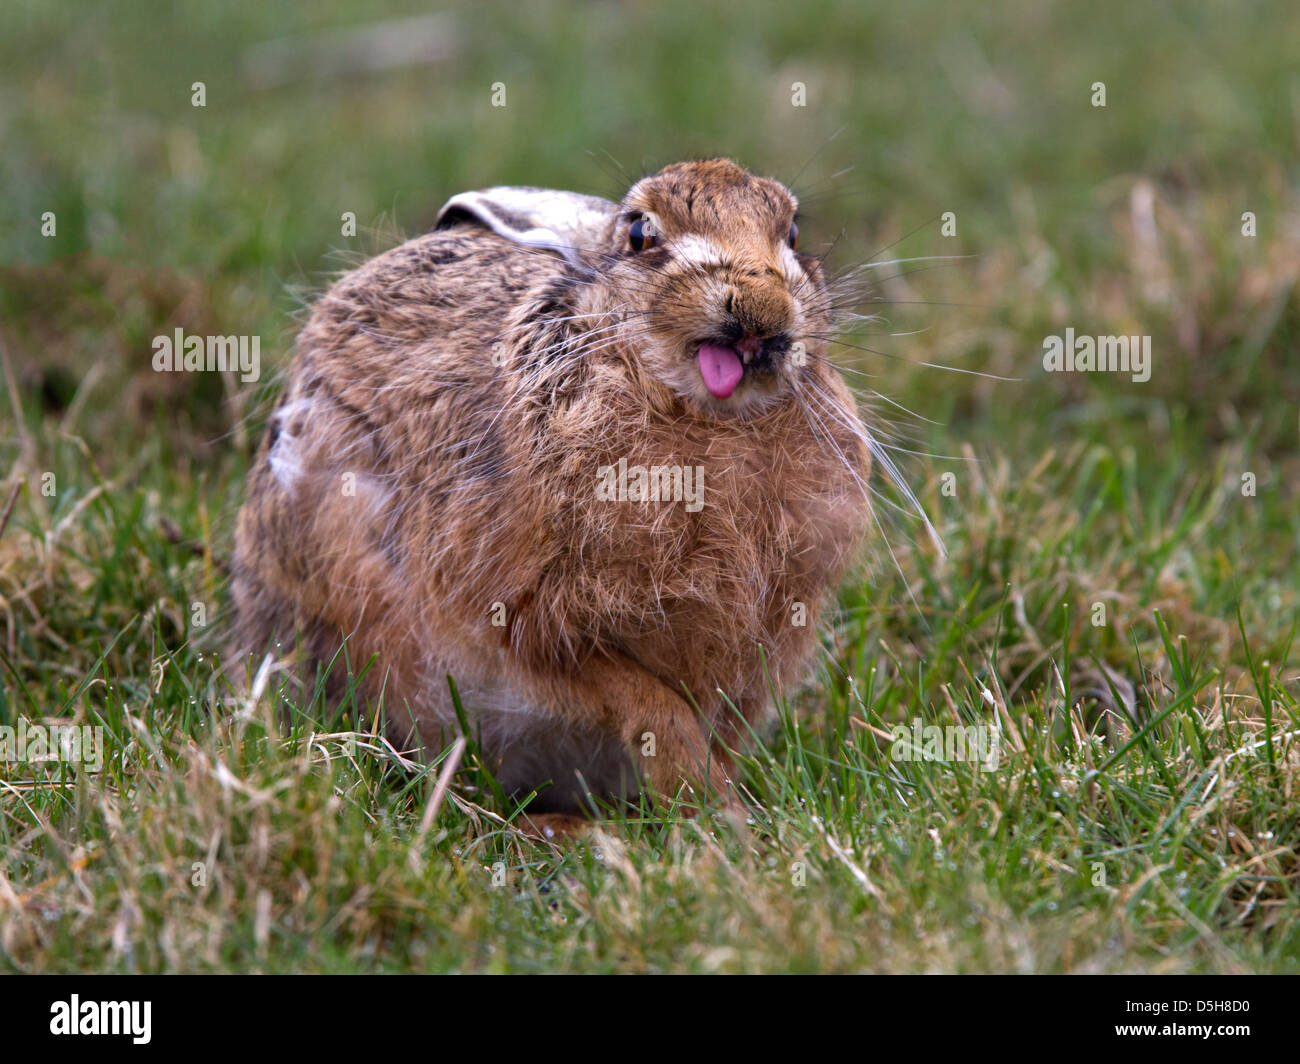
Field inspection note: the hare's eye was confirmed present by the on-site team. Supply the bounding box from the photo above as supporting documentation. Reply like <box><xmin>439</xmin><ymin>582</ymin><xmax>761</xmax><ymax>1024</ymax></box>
<box><xmin>788</xmin><ymin>222</ymin><xmax>799</xmax><ymax>250</ymax></box>
<box><xmin>629</xmin><ymin>218</ymin><xmax>657</xmax><ymax>252</ymax></box>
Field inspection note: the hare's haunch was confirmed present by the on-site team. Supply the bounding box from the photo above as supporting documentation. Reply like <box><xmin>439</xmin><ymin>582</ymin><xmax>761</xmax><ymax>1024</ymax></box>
<box><xmin>232</xmin><ymin>159</ymin><xmax>872</xmax><ymax>815</ymax></box>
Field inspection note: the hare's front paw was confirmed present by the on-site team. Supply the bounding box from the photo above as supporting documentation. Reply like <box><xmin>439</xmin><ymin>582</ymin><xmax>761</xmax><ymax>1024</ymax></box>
<box><xmin>513</xmin><ymin>811</ymin><xmax>594</xmax><ymax>843</ymax></box>
<box><xmin>553</xmin><ymin>652</ymin><xmax>736</xmax><ymax>814</ymax></box>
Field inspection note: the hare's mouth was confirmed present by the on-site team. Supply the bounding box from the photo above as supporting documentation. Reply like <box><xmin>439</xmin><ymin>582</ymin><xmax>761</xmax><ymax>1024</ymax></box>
<box><xmin>696</xmin><ymin>342</ymin><xmax>745</xmax><ymax>399</ymax></box>
<box><xmin>695</xmin><ymin>335</ymin><xmax>791</xmax><ymax>400</ymax></box>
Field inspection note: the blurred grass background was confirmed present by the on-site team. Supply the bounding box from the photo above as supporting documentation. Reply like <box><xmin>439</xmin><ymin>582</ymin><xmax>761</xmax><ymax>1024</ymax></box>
<box><xmin>1</xmin><ymin>0</ymin><xmax>1298</xmax><ymax>972</ymax></box>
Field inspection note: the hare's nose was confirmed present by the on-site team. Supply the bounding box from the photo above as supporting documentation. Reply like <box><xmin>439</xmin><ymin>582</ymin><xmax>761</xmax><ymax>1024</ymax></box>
<box><xmin>726</xmin><ymin>283</ymin><xmax>795</xmax><ymax>340</ymax></box>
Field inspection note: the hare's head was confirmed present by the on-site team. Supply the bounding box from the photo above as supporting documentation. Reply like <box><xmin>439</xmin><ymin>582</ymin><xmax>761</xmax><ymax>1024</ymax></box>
<box><xmin>597</xmin><ymin>159</ymin><xmax>829</xmax><ymax>414</ymax></box>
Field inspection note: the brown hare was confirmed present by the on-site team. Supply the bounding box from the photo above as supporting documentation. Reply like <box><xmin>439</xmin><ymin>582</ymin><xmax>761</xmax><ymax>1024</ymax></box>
<box><xmin>231</xmin><ymin>159</ymin><xmax>873</xmax><ymax>832</ymax></box>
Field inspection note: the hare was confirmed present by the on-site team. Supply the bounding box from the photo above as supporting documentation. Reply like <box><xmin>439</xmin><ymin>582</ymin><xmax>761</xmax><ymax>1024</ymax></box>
<box><xmin>231</xmin><ymin>159</ymin><xmax>873</xmax><ymax>829</ymax></box>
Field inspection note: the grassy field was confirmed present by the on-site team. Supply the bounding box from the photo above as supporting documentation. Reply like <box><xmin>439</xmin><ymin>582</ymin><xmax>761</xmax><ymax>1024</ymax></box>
<box><xmin>1</xmin><ymin>0</ymin><xmax>1297</xmax><ymax>973</ymax></box>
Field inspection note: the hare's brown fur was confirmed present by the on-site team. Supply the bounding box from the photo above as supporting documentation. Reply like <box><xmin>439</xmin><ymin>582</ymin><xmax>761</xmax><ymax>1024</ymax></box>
<box><xmin>232</xmin><ymin>160</ymin><xmax>872</xmax><ymax>814</ymax></box>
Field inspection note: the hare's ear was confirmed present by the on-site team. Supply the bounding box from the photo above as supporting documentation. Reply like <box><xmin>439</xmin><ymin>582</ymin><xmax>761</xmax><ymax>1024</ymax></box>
<box><xmin>435</xmin><ymin>186</ymin><xmax>618</xmax><ymax>266</ymax></box>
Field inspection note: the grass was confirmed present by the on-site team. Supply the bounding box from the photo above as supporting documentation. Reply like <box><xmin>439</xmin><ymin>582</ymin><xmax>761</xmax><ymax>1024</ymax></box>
<box><xmin>1</xmin><ymin>0</ymin><xmax>1297</xmax><ymax>972</ymax></box>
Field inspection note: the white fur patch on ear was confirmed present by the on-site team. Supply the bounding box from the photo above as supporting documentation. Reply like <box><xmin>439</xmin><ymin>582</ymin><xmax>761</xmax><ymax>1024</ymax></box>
<box><xmin>435</xmin><ymin>186</ymin><xmax>618</xmax><ymax>266</ymax></box>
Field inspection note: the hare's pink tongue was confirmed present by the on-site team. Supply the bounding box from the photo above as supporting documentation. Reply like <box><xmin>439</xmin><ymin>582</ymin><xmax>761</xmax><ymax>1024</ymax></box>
<box><xmin>697</xmin><ymin>343</ymin><xmax>744</xmax><ymax>399</ymax></box>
